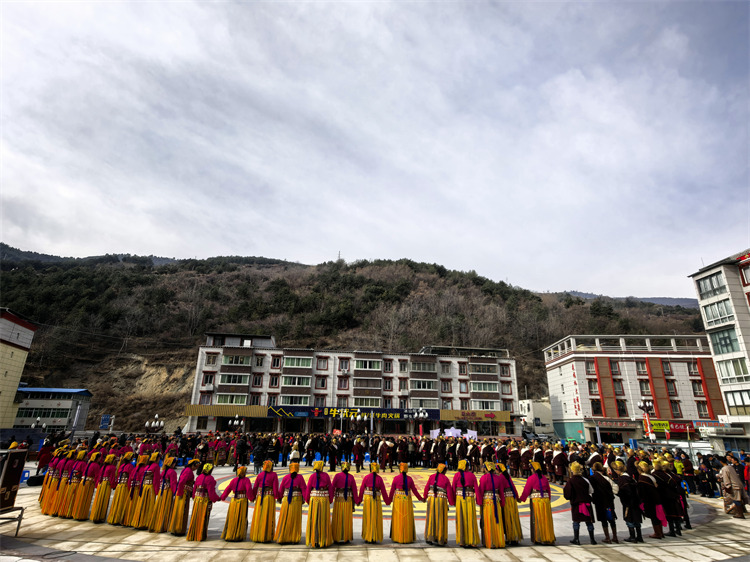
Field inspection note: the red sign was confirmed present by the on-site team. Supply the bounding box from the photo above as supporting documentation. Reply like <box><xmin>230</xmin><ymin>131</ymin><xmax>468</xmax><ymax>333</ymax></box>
<box><xmin>485</xmin><ymin>413</ymin><xmax>496</xmax><ymax>419</ymax></box>
<box><xmin>332</xmin><ymin>429</ymin><xmax>342</xmax><ymax>436</ymax></box>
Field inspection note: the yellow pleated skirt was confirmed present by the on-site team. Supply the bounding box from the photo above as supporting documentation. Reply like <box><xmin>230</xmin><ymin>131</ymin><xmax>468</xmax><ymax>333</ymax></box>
<box><xmin>390</xmin><ymin>491</ymin><xmax>416</xmax><ymax>544</ymax></box>
<box><xmin>59</xmin><ymin>480</ymin><xmax>81</xmax><ymax>519</ymax></box>
<box><xmin>222</xmin><ymin>497</ymin><xmax>248</xmax><ymax>541</ymax></box>
<box><xmin>481</xmin><ymin>497</ymin><xmax>506</xmax><ymax>548</ymax></box>
<box><xmin>249</xmin><ymin>492</ymin><xmax>276</xmax><ymax>542</ymax></box>
<box><xmin>125</xmin><ymin>487</ymin><xmax>141</xmax><ymax>527</ymax></box>
<box><xmin>361</xmin><ymin>494</ymin><xmax>383</xmax><ymax>543</ymax></box>
<box><xmin>186</xmin><ymin>496</ymin><xmax>212</xmax><ymax>542</ymax></box>
<box><xmin>274</xmin><ymin>495</ymin><xmax>303</xmax><ymax>544</ymax></box>
<box><xmin>38</xmin><ymin>471</ymin><xmax>53</xmax><ymax>505</ymax></box>
<box><xmin>306</xmin><ymin>495</ymin><xmax>333</xmax><ymax>548</ymax></box>
<box><xmin>425</xmin><ymin>496</ymin><xmax>449</xmax><ymax>545</ymax></box>
<box><xmin>168</xmin><ymin>493</ymin><xmax>191</xmax><ymax>536</ymax></box>
<box><xmin>332</xmin><ymin>497</ymin><xmax>354</xmax><ymax>543</ymax></box>
<box><xmin>90</xmin><ymin>481</ymin><xmax>112</xmax><ymax>523</ymax></box>
<box><xmin>71</xmin><ymin>480</ymin><xmax>96</xmax><ymax>521</ymax></box>
<box><xmin>106</xmin><ymin>483</ymin><xmax>130</xmax><ymax>525</ymax></box>
<box><xmin>455</xmin><ymin>495</ymin><xmax>481</xmax><ymax>547</ymax></box>
<box><xmin>131</xmin><ymin>486</ymin><xmax>157</xmax><ymax>529</ymax></box>
<box><xmin>502</xmin><ymin>496</ymin><xmax>523</xmax><ymax>543</ymax></box>
<box><xmin>530</xmin><ymin>497</ymin><xmax>555</xmax><ymax>545</ymax></box>
<box><xmin>149</xmin><ymin>489</ymin><xmax>175</xmax><ymax>533</ymax></box>
<box><xmin>41</xmin><ymin>478</ymin><xmax>61</xmax><ymax>515</ymax></box>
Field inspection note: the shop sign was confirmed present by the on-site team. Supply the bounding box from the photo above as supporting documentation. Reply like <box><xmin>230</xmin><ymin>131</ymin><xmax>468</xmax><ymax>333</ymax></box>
<box><xmin>692</xmin><ymin>420</ymin><xmax>730</xmax><ymax>428</ymax></box>
<box><xmin>594</xmin><ymin>420</ymin><xmax>640</xmax><ymax>428</ymax></box>
<box><xmin>267</xmin><ymin>406</ymin><xmax>440</xmax><ymax>420</ymax></box>
<box><xmin>440</xmin><ymin>409</ymin><xmax>511</xmax><ymax>422</ymax></box>
<box><xmin>644</xmin><ymin>419</ymin><xmax>694</xmax><ymax>432</ymax></box>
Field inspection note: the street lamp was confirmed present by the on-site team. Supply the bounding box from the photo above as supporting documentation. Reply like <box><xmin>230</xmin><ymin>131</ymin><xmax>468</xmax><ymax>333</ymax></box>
<box><xmin>230</xmin><ymin>414</ymin><xmax>244</xmax><ymax>432</ymax></box>
<box><xmin>145</xmin><ymin>414</ymin><xmax>164</xmax><ymax>434</ymax></box>
<box><xmin>637</xmin><ymin>400</ymin><xmax>655</xmax><ymax>442</ymax></box>
<box><xmin>31</xmin><ymin>416</ymin><xmax>41</xmax><ymax>429</ymax></box>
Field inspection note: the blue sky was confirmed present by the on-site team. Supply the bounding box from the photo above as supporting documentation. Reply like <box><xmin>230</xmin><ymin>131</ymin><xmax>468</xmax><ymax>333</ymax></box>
<box><xmin>2</xmin><ymin>1</ymin><xmax>747</xmax><ymax>298</ymax></box>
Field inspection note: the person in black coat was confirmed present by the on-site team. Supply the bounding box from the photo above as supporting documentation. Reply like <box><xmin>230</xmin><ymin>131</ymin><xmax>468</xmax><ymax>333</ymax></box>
<box><xmin>612</xmin><ymin>460</ymin><xmax>643</xmax><ymax>543</ymax></box>
<box><xmin>653</xmin><ymin>460</ymin><xmax>682</xmax><ymax>536</ymax></box>
<box><xmin>563</xmin><ymin>461</ymin><xmax>597</xmax><ymax>545</ymax></box>
<box><xmin>590</xmin><ymin>462</ymin><xmax>618</xmax><ymax>543</ymax></box>
<box><xmin>637</xmin><ymin>461</ymin><xmax>664</xmax><ymax>539</ymax></box>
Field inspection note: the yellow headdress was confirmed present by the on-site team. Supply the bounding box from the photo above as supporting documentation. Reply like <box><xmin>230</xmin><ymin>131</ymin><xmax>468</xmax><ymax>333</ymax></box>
<box><xmin>313</xmin><ymin>460</ymin><xmax>325</xmax><ymax>471</ymax></box>
<box><xmin>570</xmin><ymin>461</ymin><xmax>584</xmax><ymax>475</ymax></box>
<box><xmin>188</xmin><ymin>458</ymin><xmax>201</xmax><ymax>467</ymax></box>
<box><xmin>399</xmin><ymin>462</ymin><xmax>409</xmax><ymax>473</ymax></box>
<box><xmin>436</xmin><ymin>463</ymin><xmax>446</xmax><ymax>474</ymax></box>
<box><xmin>164</xmin><ymin>457</ymin><xmax>177</xmax><ymax>468</ymax></box>
<box><xmin>202</xmin><ymin>463</ymin><xmax>214</xmax><ymax>474</ymax></box>
<box><xmin>122</xmin><ymin>451</ymin><xmax>134</xmax><ymax>462</ymax></box>
<box><xmin>149</xmin><ymin>452</ymin><xmax>160</xmax><ymax>463</ymax></box>
<box><xmin>77</xmin><ymin>450</ymin><xmax>87</xmax><ymax>460</ymax></box>
<box><xmin>531</xmin><ymin>461</ymin><xmax>542</xmax><ymax>472</ymax></box>
<box><xmin>341</xmin><ymin>461</ymin><xmax>351</xmax><ymax>472</ymax></box>
<box><xmin>263</xmin><ymin>460</ymin><xmax>274</xmax><ymax>472</ymax></box>
<box><xmin>289</xmin><ymin>462</ymin><xmax>299</xmax><ymax>474</ymax></box>
<box><xmin>458</xmin><ymin>459</ymin><xmax>468</xmax><ymax>471</ymax></box>
<box><xmin>484</xmin><ymin>461</ymin><xmax>496</xmax><ymax>472</ymax></box>
<box><xmin>89</xmin><ymin>452</ymin><xmax>101</xmax><ymax>462</ymax></box>
<box><xmin>638</xmin><ymin>461</ymin><xmax>652</xmax><ymax>474</ymax></box>
<box><xmin>9</xmin><ymin>442</ymin><xmax>18</xmax><ymax>450</ymax></box>
<box><xmin>237</xmin><ymin>466</ymin><xmax>247</xmax><ymax>477</ymax></box>
<box><xmin>370</xmin><ymin>462</ymin><xmax>380</xmax><ymax>473</ymax></box>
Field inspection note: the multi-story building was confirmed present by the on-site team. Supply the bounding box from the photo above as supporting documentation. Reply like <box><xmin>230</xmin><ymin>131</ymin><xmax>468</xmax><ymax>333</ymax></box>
<box><xmin>0</xmin><ymin>308</ymin><xmax>38</xmax><ymax>429</ymax></box>
<box><xmin>690</xmin><ymin>249</ymin><xmax>750</xmax><ymax>450</ymax></box>
<box><xmin>13</xmin><ymin>387</ymin><xmax>92</xmax><ymax>433</ymax></box>
<box><xmin>518</xmin><ymin>397</ymin><xmax>554</xmax><ymax>437</ymax></box>
<box><xmin>185</xmin><ymin>333</ymin><xmax>520</xmax><ymax>436</ymax></box>
<box><xmin>544</xmin><ymin>335</ymin><xmax>724</xmax><ymax>444</ymax></box>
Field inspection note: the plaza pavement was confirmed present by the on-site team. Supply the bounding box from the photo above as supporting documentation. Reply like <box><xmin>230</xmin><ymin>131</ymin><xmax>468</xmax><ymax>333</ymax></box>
<box><xmin>2</xmin><ymin>463</ymin><xmax>750</xmax><ymax>562</ymax></box>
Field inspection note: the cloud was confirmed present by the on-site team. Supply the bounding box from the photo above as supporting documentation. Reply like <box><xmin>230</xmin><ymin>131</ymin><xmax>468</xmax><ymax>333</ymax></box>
<box><xmin>1</xmin><ymin>1</ymin><xmax>747</xmax><ymax>297</ymax></box>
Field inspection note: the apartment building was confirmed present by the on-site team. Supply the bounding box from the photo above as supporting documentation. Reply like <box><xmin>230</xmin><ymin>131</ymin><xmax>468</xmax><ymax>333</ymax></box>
<box><xmin>544</xmin><ymin>335</ymin><xmax>723</xmax><ymax>444</ymax></box>
<box><xmin>186</xmin><ymin>334</ymin><xmax>520</xmax><ymax>436</ymax></box>
<box><xmin>13</xmin><ymin>387</ymin><xmax>92</xmax><ymax>433</ymax></box>
<box><xmin>0</xmin><ymin>309</ymin><xmax>38</xmax><ymax>429</ymax></box>
<box><xmin>690</xmin><ymin>249</ymin><xmax>750</xmax><ymax>450</ymax></box>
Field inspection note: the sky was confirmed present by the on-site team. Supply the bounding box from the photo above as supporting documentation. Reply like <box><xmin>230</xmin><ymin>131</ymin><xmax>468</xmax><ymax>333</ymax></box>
<box><xmin>2</xmin><ymin>2</ymin><xmax>748</xmax><ymax>298</ymax></box>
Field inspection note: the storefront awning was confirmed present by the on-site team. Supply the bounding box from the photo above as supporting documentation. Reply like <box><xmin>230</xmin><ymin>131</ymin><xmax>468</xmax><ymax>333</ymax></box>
<box><xmin>185</xmin><ymin>405</ymin><xmax>268</xmax><ymax>418</ymax></box>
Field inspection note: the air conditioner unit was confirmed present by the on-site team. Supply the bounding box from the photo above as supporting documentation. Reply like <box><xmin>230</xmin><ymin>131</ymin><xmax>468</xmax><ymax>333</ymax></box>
<box><xmin>341</xmin><ymin>369</ymin><xmax>349</xmax><ymax>375</ymax></box>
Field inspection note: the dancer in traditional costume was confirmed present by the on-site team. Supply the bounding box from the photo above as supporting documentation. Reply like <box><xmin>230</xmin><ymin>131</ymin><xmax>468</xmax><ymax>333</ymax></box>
<box><xmin>59</xmin><ymin>449</ymin><xmax>87</xmax><ymax>519</ymax></box>
<box><xmin>38</xmin><ymin>447</ymin><xmax>63</xmax><ymax>507</ymax></box>
<box><xmin>590</xmin><ymin>461</ymin><xmax>618</xmax><ymax>543</ymax></box>
<box><xmin>186</xmin><ymin>464</ymin><xmax>220</xmax><ymax>542</ymax></box>
<box><xmin>637</xmin><ymin>460</ymin><xmax>665</xmax><ymax>539</ymax></box>
<box><xmin>132</xmin><ymin>452</ymin><xmax>161</xmax><ymax>529</ymax></box>
<box><xmin>275</xmin><ymin>462</ymin><xmax>306</xmax><ymax>544</ymax></box>
<box><xmin>72</xmin><ymin>452</ymin><xmax>102</xmax><ymax>521</ymax></box>
<box><xmin>563</xmin><ymin>461</ymin><xmax>597</xmax><ymax>545</ymax></box>
<box><xmin>478</xmin><ymin>462</ymin><xmax>507</xmax><ymax>548</ymax></box>
<box><xmin>358</xmin><ymin>462</ymin><xmax>389</xmax><ymax>544</ymax></box>
<box><xmin>90</xmin><ymin>454</ymin><xmax>117</xmax><ymax>523</ymax></box>
<box><xmin>612</xmin><ymin>460</ymin><xmax>644</xmax><ymax>543</ymax></box>
<box><xmin>125</xmin><ymin>455</ymin><xmax>149</xmax><ymax>527</ymax></box>
<box><xmin>423</xmin><ymin>463</ymin><xmax>454</xmax><ymax>546</ymax></box>
<box><xmin>107</xmin><ymin>452</ymin><xmax>135</xmax><ymax>525</ymax></box>
<box><xmin>169</xmin><ymin>459</ymin><xmax>200</xmax><ymax>536</ymax></box>
<box><xmin>220</xmin><ymin>465</ymin><xmax>252</xmax><ymax>541</ymax></box>
<box><xmin>388</xmin><ymin>462</ymin><xmax>424</xmax><ymax>544</ymax></box>
<box><xmin>453</xmin><ymin>459</ymin><xmax>480</xmax><ymax>547</ymax></box>
<box><xmin>39</xmin><ymin>448</ymin><xmax>66</xmax><ymax>513</ymax></box>
<box><xmin>149</xmin><ymin>456</ymin><xmax>178</xmax><ymax>533</ymax></box>
<box><xmin>498</xmin><ymin>462</ymin><xmax>522</xmax><ymax>545</ymax></box>
<box><xmin>306</xmin><ymin>460</ymin><xmax>333</xmax><ymax>548</ymax></box>
<box><xmin>519</xmin><ymin>461</ymin><xmax>555</xmax><ymax>545</ymax></box>
<box><xmin>249</xmin><ymin>459</ymin><xmax>279</xmax><ymax>542</ymax></box>
<box><xmin>331</xmin><ymin>461</ymin><xmax>358</xmax><ymax>544</ymax></box>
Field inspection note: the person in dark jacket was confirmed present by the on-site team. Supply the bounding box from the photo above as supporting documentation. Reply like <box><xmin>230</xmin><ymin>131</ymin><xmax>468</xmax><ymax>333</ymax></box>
<box><xmin>612</xmin><ymin>460</ymin><xmax>643</xmax><ymax>543</ymax></box>
<box><xmin>653</xmin><ymin>459</ymin><xmax>682</xmax><ymax>536</ymax></box>
<box><xmin>563</xmin><ymin>461</ymin><xmax>596</xmax><ymax>545</ymax></box>
<box><xmin>590</xmin><ymin>462</ymin><xmax>618</xmax><ymax>543</ymax></box>
<box><xmin>637</xmin><ymin>461</ymin><xmax>664</xmax><ymax>539</ymax></box>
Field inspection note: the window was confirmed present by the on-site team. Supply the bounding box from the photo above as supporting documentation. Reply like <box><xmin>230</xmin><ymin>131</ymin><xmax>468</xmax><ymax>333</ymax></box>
<box><xmin>703</xmin><ymin>299</ymin><xmax>734</xmax><ymax>327</ymax></box>
<box><xmin>441</xmin><ymin>363</ymin><xmax>451</xmax><ymax>375</ymax></box>
<box><xmin>199</xmin><ymin>393</ymin><xmax>212</xmax><ymax>405</ymax></box>
<box><xmin>353</xmin><ymin>379</ymin><xmax>381</xmax><ymax>388</ymax></box>
<box><xmin>610</xmin><ymin>361</ymin><xmax>620</xmax><ymax>375</ymax></box>
<box><xmin>501</xmin><ymin>382</ymin><xmax>512</xmax><ymax>395</ymax></box>
<box><xmin>716</xmin><ymin>358</ymin><xmax>750</xmax><ymax>383</ymax></box>
<box><xmin>743</xmin><ymin>267</ymin><xmax>750</xmax><ymax>286</ymax></box>
<box><xmin>590</xmin><ymin>399</ymin><xmax>603</xmax><ymax>416</ymax></box>
<box><xmin>355</xmin><ymin>360</ymin><xmax>381</xmax><ymax>370</ymax></box>
<box><xmin>696</xmin><ymin>401</ymin><xmax>709</xmax><ymax>418</ymax></box>
<box><xmin>411</xmin><ymin>380</ymin><xmax>437</xmax><ymax>390</ymax></box>
<box><xmin>399</xmin><ymin>379</ymin><xmax>408</xmax><ymax>391</ymax></box>
<box><xmin>223</xmin><ymin>355</ymin><xmax>252</xmax><ymax>366</ymax></box>
<box><xmin>710</xmin><ymin>328</ymin><xmax>740</xmax><ymax>355</ymax></box>
<box><xmin>666</xmin><ymin>380</ymin><xmax>677</xmax><ymax>396</ymax></box>
<box><xmin>460</xmin><ymin>399</ymin><xmax>470</xmax><ymax>409</ymax></box>
<box><xmin>339</xmin><ymin>358</ymin><xmax>350</xmax><ymax>371</ymax></box>
<box><xmin>271</xmin><ymin>356</ymin><xmax>281</xmax><ymax>369</ymax></box>
<box><xmin>458</xmin><ymin>363</ymin><xmax>467</xmax><ymax>375</ymax></box>
<box><xmin>281</xmin><ymin>396</ymin><xmax>310</xmax><ymax>406</ymax></box>
<box><xmin>255</xmin><ymin>356</ymin><xmax>264</xmax><ymax>367</ymax></box>
<box><xmin>411</xmin><ymin>362</ymin><xmax>437</xmax><ymax>372</ymax></box>
<box><xmin>502</xmin><ymin>399</ymin><xmax>513</xmax><ymax>412</ymax></box>
<box><xmin>616</xmin><ymin>399</ymin><xmax>628</xmax><ymax>417</ymax></box>
<box><xmin>469</xmin><ymin>364</ymin><xmax>498</xmax><ymax>374</ymax></box>
<box><xmin>268</xmin><ymin>395</ymin><xmax>278</xmax><ymax>407</ymax></box>
<box><xmin>471</xmin><ymin>400</ymin><xmax>498</xmax><ymax>410</ymax></box>
<box><xmin>459</xmin><ymin>381</ymin><xmax>468</xmax><ymax>394</ymax></box>
<box><xmin>337</xmin><ymin>378</ymin><xmax>349</xmax><ymax>390</ymax></box>
<box><xmin>317</xmin><ymin>358</ymin><xmax>328</xmax><ymax>370</ymax></box>
<box><xmin>383</xmin><ymin>398</ymin><xmax>391</xmax><ymax>409</ymax></box>
<box><xmin>399</xmin><ymin>361</ymin><xmax>408</xmax><ymax>373</ymax></box>
<box><xmin>696</xmin><ymin>272</ymin><xmax>727</xmax><ymax>299</ymax></box>
<box><xmin>384</xmin><ymin>360</ymin><xmax>393</xmax><ymax>373</ymax></box>
<box><xmin>613</xmin><ymin>380</ymin><xmax>624</xmax><ymax>396</ymax></box>
<box><xmin>315</xmin><ymin>377</ymin><xmax>327</xmax><ymax>389</ymax></box>
<box><xmin>314</xmin><ymin>395</ymin><xmax>325</xmax><ymax>408</ymax></box>
<box><xmin>354</xmin><ymin>397</ymin><xmax>380</xmax><ymax>407</ymax></box>
<box><xmin>670</xmin><ymin>401</ymin><xmax>682</xmax><ymax>417</ymax></box>
<box><xmin>500</xmin><ymin>364</ymin><xmax>511</xmax><ymax>377</ymax></box>
<box><xmin>205</xmin><ymin>354</ymin><xmax>218</xmax><ymax>366</ymax></box>
<box><xmin>588</xmin><ymin>380</ymin><xmax>599</xmax><ymax>395</ymax></box>
<box><xmin>442</xmin><ymin>399</ymin><xmax>452</xmax><ymax>409</ymax></box>
<box><xmin>196</xmin><ymin>417</ymin><xmax>208</xmax><ymax>430</ymax></box>
<box><xmin>725</xmin><ymin>390</ymin><xmax>750</xmax><ymax>415</ymax></box>
<box><xmin>337</xmin><ymin>396</ymin><xmax>348</xmax><ymax>408</ymax></box>
<box><xmin>441</xmin><ymin>380</ymin><xmax>452</xmax><ymax>393</ymax></box>
<box><xmin>585</xmin><ymin>361</ymin><xmax>596</xmax><ymax>374</ymax></box>
<box><xmin>412</xmin><ymin>399</ymin><xmax>438</xmax><ymax>409</ymax></box>
<box><xmin>269</xmin><ymin>375</ymin><xmax>279</xmax><ymax>388</ymax></box>
<box><xmin>284</xmin><ymin>357</ymin><xmax>313</xmax><ymax>368</ymax></box>
<box><xmin>639</xmin><ymin>380</ymin><xmax>652</xmax><ymax>395</ymax></box>
<box><xmin>383</xmin><ymin>378</ymin><xmax>392</xmax><ymax>391</ymax></box>
<box><xmin>202</xmin><ymin>372</ymin><xmax>214</xmax><ymax>385</ymax></box>
<box><xmin>250</xmin><ymin>394</ymin><xmax>261</xmax><ymax>406</ymax></box>
<box><xmin>216</xmin><ymin>394</ymin><xmax>247</xmax><ymax>405</ymax></box>
<box><xmin>662</xmin><ymin>360</ymin><xmax>672</xmax><ymax>376</ymax></box>
<box><xmin>252</xmin><ymin>375</ymin><xmax>263</xmax><ymax>387</ymax></box>
<box><xmin>688</xmin><ymin>360</ymin><xmax>699</xmax><ymax>376</ymax></box>
<box><xmin>636</xmin><ymin>361</ymin><xmax>648</xmax><ymax>375</ymax></box>
<box><xmin>282</xmin><ymin>376</ymin><xmax>311</xmax><ymax>387</ymax></box>
<box><xmin>219</xmin><ymin>374</ymin><xmax>249</xmax><ymax>385</ymax></box>
<box><xmin>399</xmin><ymin>399</ymin><xmax>408</xmax><ymax>409</ymax></box>
<box><xmin>470</xmin><ymin>382</ymin><xmax>498</xmax><ymax>393</ymax></box>
<box><xmin>690</xmin><ymin>380</ymin><xmax>704</xmax><ymax>396</ymax></box>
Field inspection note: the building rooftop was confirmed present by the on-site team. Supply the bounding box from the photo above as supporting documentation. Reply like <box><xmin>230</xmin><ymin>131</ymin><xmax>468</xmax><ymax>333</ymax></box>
<box><xmin>689</xmin><ymin>248</ymin><xmax>750</xmax><ymax>277</ymax></box>
<box><xmin>543</xmin><ymin>334</ymin><xmax>710</xmax><ymax>363</ymax></box>
<box><xmin>19</xmin><ymin>388</ymin><xmax>92</xmax><ymax>396</ymax></box>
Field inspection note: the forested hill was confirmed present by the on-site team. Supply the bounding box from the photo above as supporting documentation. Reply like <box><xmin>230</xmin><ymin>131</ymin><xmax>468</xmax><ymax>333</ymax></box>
<box><xmin>1</xmin><ymin>244</ymin><xmax>702</xmax><ymax>431</ymax></box>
